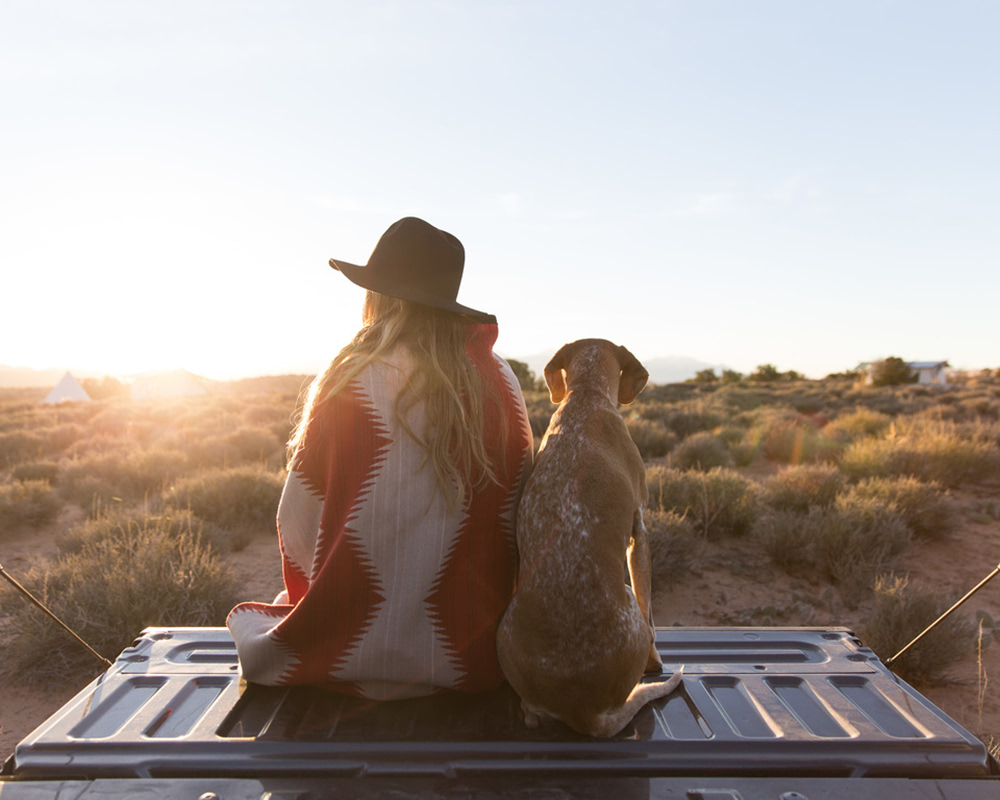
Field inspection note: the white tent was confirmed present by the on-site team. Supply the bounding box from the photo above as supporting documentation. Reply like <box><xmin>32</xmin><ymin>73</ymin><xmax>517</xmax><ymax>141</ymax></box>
<box><xmin>43</xmin><ymin>372</ymin><xmax>92</xmax><ymax>404</ymax></box>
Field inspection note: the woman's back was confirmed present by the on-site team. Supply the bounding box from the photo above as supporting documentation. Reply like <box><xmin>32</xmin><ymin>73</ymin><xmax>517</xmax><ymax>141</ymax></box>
<box><xmin>228</xmin><ymin>322</ymin><xmax>533</xmax><ymax>698</ymax></box>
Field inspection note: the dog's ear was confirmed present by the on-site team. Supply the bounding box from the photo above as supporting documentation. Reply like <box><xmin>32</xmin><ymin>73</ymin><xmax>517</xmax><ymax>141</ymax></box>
<box><xmin>617</xmin><ymin>346</ymin><xmax>649</xmax><ymax>404</ymax></box>
<box><xmin>544</xmin><ymin>344</ymin><xmax>571</xmax><ymax>403</ymax></box>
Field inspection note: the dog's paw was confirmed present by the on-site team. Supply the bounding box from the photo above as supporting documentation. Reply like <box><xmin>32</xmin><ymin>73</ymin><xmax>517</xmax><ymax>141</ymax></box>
<box><xmin>521</xmin><ymin>701</ymin><xmax>542</xmax><ymax>729</ymax></box>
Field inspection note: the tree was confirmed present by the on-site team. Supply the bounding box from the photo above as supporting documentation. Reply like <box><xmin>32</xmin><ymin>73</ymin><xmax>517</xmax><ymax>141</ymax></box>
<box><xmin>826</xmin><ymin>369</ymin><xmax>861</xmax><ymax>380</ymax></box>
<box><xmin>505</xmin><ymin>359</ymin><xmax>544</xmax><ymax>392</ymax></box>
<box><xmin>748</xmin><ymin>364</ymin><xmax>782</xmax><ymax>382</ymax></box>
<box><xmin>870</xmin><ymin>357</ymin><xmax>917</xmax><ymax>387</ymax></box>
<box><xmin>693</xmin><ymin>368</ymin><xmax>718</xmax><ymax>383</ymax></box>
<box><xmin>721</xmin><ymin>369</ymin><xmax>743</xmax><ymax>384</ymax></box>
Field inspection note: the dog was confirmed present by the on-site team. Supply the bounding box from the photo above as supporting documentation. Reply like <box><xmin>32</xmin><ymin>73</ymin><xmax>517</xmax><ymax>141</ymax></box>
<box><xmin>496</xmin><ymin>339</ymin><xmax>683</xmax><ymax>737</ymax></box>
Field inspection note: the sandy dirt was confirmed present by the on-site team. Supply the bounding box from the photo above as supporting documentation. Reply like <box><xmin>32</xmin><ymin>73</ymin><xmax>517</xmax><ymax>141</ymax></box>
<box><xmin>3</xmin><ymin>485</ymin><xmax>1000</xmax><ymax>759</ymax></box>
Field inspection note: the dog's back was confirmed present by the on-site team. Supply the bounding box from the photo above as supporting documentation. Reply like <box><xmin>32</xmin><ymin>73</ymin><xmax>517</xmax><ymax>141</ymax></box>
<box><xmin>497</xmin><ymin>340</ymin><xmax>682</xmax><ymax>736</ymax></box>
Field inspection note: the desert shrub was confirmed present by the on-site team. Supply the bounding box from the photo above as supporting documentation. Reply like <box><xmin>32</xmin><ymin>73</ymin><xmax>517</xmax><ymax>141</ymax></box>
<box><xmin>754</xmin><ymin>496</ymin><xmax>911</xmax><ymax>605</ymax></box>
<box><xmin>626</xmin><ymin>417</ymin><xmax>676</xmax><ymax>459</ymax></box>
<box><xmin>41</xmin><ymin>423</ymin><xmax>85</xmax><ymax>454</ymax></box>
<box><xmin>840</xmin><ymin>418</ymin><xmax>1000</xmax><ymax>487</ymax></box>
<box><xmin>58</xmin><ymin>506</ymin><xmax>238</xmax><ymax>556</ymax></box>
<box><xmin>788</xmin><ymin>394</ymin><xmax>828</xmax><ymax>414</ymax></box>
<box><xmin>819</xmin><ymin>495</ymin><xmax>912</xmax><ymax>599</ymax></box>
<box><xmin>762</xmin><ymin>418</ymin><xmax>842</xmax><ymax>465</ymax></box>
<box><xmin>12</xmin><ymin>461</ymin><xmax>60</xmax><ymax>485</ymax></box>
<box><xmin>185</xmin><ymin>434</ymin><xmax>240</xmax><ymax>468</ymax></box>
<box><xmin>842</xmin><ymin>476</ymin><xmax>955</xmax><ymax>540</ymax></box>
<box><xmin>242</xmin><ymin>402</ymin><xmax>293</xmax><ymax>427</ymax></box>
<box><xmin>0</xmin><ymin>479</ymin><xmax>61</xmax><ymax>530</ymax></box>
<box><xmin>0</xmin><ymin>430</ymin><xmax>45</xmax><ymax>466</ymax></box>
<box><xmin>914</xmin><ymin>402</ymin><xmax>962</xmax><ymax>423</ymax></box>
<box><xmin>752</xmin><ymin>510</ymin><xmax>815</xmax><ymax>575</ymax></box>
<box><xmin>64</xmin><ymin>434</ymin><xmax>130</xmax><ymax>458</ymax></box>
<box><xmin>762</xmin><ymin>464</ymin><xmax>846</xmax><ymax>512</ymax></box>
<box><xmin>87</xmin><ymin>406</ymin><xmax>134</xmax><ymax>438</ymax></box>
<box><xmin>646</xmin><ymin>466</ymin><xmax>760</xmax><ymax>539</ymax></box>
<box><xmin>714</xmin><ymin>385</ymin><xmax>774</xmax><ymax>412</ymax></box>
<box><xmin>1</xmin><ymin>522</ymin><xmax>238</xmax><ymax>686</ymax></box>
<box><xmin>668</xmin><ymin>432</ymin><xmax>732</xmax><ymax>471</ymax></box>
<box><xmin>223</xmin><ymin>427</ymin><xmax>283</xmax><ymax>463</ymax></box>
<box><xmin>962</xmin><ymin>396</ymin><xmax>1000</xmax><ymax>421</ymax></box>
<box><xmin>715</xmin><ymin>425</ymin><xmax>747</xmax><ymax>445</ymax></box>
<box><xmin>729</xmin><ymin>440</ymin><xmax>759</xmax><ymax>467</ymax></box>
<box><xmin>634</xmin><ymin>399</ymin><xmax>671</xmax><ymax>422</ymax></box>
<box><xmin>859</xmin><ymin>574</ymin><xmax>975</xmax><ymax>685</ymax></box>
<box><xmin>59</xmin><ymin>447</ymin><xmax>190</xmax><ymax>507</ymax></box>
<box><xmin>661</xmin><ymin>400</ymin><xmax>725</xmax><ymax>439</ymax></box>
<box><xmin>824</xmin><ymin>406</ymin><xmax>893</xmax><ymax>442</ymax></box>
<box><xmin>164</xmin><ymin>465</ymin><xmax>284</xmax><ymax>531</ymax></box>
<box><xmin>645</xmin><ymin>508</ymin><xmax>699</xmax><ymax>589</ymax></box>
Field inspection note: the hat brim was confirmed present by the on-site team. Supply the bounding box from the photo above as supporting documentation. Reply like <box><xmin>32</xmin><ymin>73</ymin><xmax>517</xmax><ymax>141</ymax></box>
<box><xmin>329</xmin><ymin>258</ymin><xmax>495</xmax><ymax>322</ymax></box>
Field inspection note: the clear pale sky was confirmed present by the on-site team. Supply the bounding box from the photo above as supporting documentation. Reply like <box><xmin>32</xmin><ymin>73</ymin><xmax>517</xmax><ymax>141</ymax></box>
<box><xmin>2</xmin><ymin>1</ymin><xmax>998</xmax><ymax>380</ymax></box>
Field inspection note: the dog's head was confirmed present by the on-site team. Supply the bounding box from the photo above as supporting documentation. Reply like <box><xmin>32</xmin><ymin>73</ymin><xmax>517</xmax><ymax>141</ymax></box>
<box><xmin>544</xmin><ymin>339</ymin><xmax>649</xmax><ymax>405</ymax></box>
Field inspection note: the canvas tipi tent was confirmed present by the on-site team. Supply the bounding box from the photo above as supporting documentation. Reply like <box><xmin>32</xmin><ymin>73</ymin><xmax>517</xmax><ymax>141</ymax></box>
<box><xmin>43</xmin><ymin>372</ymin><xmax>91</xmax><ymax>404</ymax></box>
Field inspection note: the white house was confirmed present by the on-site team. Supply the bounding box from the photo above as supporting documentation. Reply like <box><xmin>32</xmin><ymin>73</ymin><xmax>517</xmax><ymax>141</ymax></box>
<box><xmin>908</xmin><ymin>361</ymin><xmax>950</xmax><ymax>386</ymax></box>
<box><xmin>856</xmin><ymin>360</ymin><xmax>950</xmax><ymax>387</ymax></box>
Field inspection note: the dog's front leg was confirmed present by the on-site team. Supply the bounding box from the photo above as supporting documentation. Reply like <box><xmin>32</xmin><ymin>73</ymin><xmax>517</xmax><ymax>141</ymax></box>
<box><xmin>628</xmin><ymin>507</ymin><xmax>663</xmax><ymax>672</ymax></box>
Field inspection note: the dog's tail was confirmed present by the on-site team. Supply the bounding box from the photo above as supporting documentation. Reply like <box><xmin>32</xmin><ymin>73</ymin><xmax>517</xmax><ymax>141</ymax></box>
<box><xmin>588</xmin><ymin>666</ymin><xmax>685</xmax><ymax>738</ymax></box>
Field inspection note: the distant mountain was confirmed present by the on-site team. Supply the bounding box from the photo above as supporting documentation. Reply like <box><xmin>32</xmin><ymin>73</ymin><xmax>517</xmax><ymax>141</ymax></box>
<box><xmin>641</xmin><ymin>356</ymin><xmax>734</xmax><ymax>385</ymax></box>
<box><xmin>0</xmin><ymin>365</ymin><xmax>105</xmax><ymax>388</ymax></box>
<box><xmin>506</xmin><ymin>352</ymin><xmax>731</xmax><ymax>386</ymax></box>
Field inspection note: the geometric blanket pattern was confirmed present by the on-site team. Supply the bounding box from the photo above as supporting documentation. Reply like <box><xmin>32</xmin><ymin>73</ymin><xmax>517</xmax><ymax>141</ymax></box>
<box><xmin>228</xmin><ymin>323</ymin><xmax>534</xmax><ymax>699</ymax></box>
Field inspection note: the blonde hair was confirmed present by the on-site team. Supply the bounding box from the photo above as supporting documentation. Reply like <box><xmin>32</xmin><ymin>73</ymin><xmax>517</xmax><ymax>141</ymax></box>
<box><xmin>289</xmin><ymin>291</ymin><xmax>507</xmax><ymax>511</ymax></box>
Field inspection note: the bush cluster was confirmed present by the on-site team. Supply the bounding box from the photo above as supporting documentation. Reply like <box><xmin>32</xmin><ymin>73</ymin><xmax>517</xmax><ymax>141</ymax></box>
<box><xmin>859</xmin><ymin>574</ymin><xmax>975</xmax><ymax>685</ymax></box>
<box><xmin>1</xmin><ymin>516</ymin><xmax>238</xmax><ymax>686</ymax></box>
<box><xmin>645</xmin><ymin>508</ymin><xmax>700</xmax><ymax>589</ymax></box>
<box><xmin>0</xmin><ymin>479</ymin><xmax>61</xmax><ymax>530</ymax></box>
<box><xmin>761</xmin><ymin>464</ymin><xmax>846</xmax><ymax>513</ymax></box>
<box><xmin>753</xmin><ymin>496</ymin><xmax>911</xmax><ymax>605</ymax></box>
<box><xmin>646</xmin><ymin>466</ymin><xmax>760</xmax><ymax>539</ymax></box>
<box><xmin>668</xmin><ymin>432</ymin><xmax>732</xmax><ymax>471</ymax></box>
<box><xmin>840</xmin><ymin>418</ymin><xmax>999</xmax><ymax>487</ymax></box>
<box><xmin>164</xmin><ymin>465</ymin><xmax>285</xmax><ymax>531</ymax></box>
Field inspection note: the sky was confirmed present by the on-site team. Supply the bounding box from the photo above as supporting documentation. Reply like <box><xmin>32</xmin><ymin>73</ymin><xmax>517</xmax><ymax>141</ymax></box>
<box><xmin>2</xmin><ymin>1</ymin><xmax>998</xmax><ymax>381</ymax></box>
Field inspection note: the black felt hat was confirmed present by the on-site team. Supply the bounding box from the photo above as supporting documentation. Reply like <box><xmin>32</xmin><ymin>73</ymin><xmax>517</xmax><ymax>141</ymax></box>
<box><xmin>329</xmin><ymin>217</ymin><xmax>493</xmax><ymax>321</ymax></box>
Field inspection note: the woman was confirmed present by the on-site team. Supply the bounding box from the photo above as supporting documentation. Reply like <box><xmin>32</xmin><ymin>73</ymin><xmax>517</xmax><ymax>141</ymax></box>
<box><xmin>227</xmin><ymin>217</ymin><xmax>534</xmax><ymax>700</ymax></box>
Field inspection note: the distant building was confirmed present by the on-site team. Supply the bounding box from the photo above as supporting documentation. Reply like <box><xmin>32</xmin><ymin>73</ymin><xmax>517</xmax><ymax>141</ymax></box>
<box><xmin>908</xmin><ymin>361</ymin><xmax>950</xmax><ymax>386</ymax></box>
<box><xmin>856</xmin><ymin>360</ymin><xmax>950</xmax><ymax>387</ymax></box>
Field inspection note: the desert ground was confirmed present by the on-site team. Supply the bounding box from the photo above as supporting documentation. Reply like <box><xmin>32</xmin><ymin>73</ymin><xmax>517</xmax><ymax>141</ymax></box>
<box><xmin>3</xmin><ymin>478</ymin><xmax>1000</xmax><ymax>760</ymax></box>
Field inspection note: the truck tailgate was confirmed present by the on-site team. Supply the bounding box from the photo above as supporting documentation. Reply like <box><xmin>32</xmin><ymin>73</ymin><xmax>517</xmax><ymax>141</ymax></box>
<box><xmin>9</xmin><ymin>627</ymin><xmax>992</xmax><ymax>783</ymax></box>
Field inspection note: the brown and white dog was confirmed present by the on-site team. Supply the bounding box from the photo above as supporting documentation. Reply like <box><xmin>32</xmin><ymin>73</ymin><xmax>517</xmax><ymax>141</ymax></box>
<box><xmin>496</xmin><ymin>339</ymin><xmax>683</xmax><ymax>737</ymax></box>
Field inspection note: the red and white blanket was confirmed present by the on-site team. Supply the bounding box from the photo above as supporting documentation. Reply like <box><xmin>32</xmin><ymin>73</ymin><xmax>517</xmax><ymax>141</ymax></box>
<box><xmin>227</xmin><ymin>323</ymin><xmax>533</xmax><ymax>699</ymax></box>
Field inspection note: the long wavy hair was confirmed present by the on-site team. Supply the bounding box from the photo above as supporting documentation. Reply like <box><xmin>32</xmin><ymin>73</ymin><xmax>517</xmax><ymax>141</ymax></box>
<box><xmin>288</xmin><ymin>291</ymin><xmax>507</xmax><ymax>511</ymax></box>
